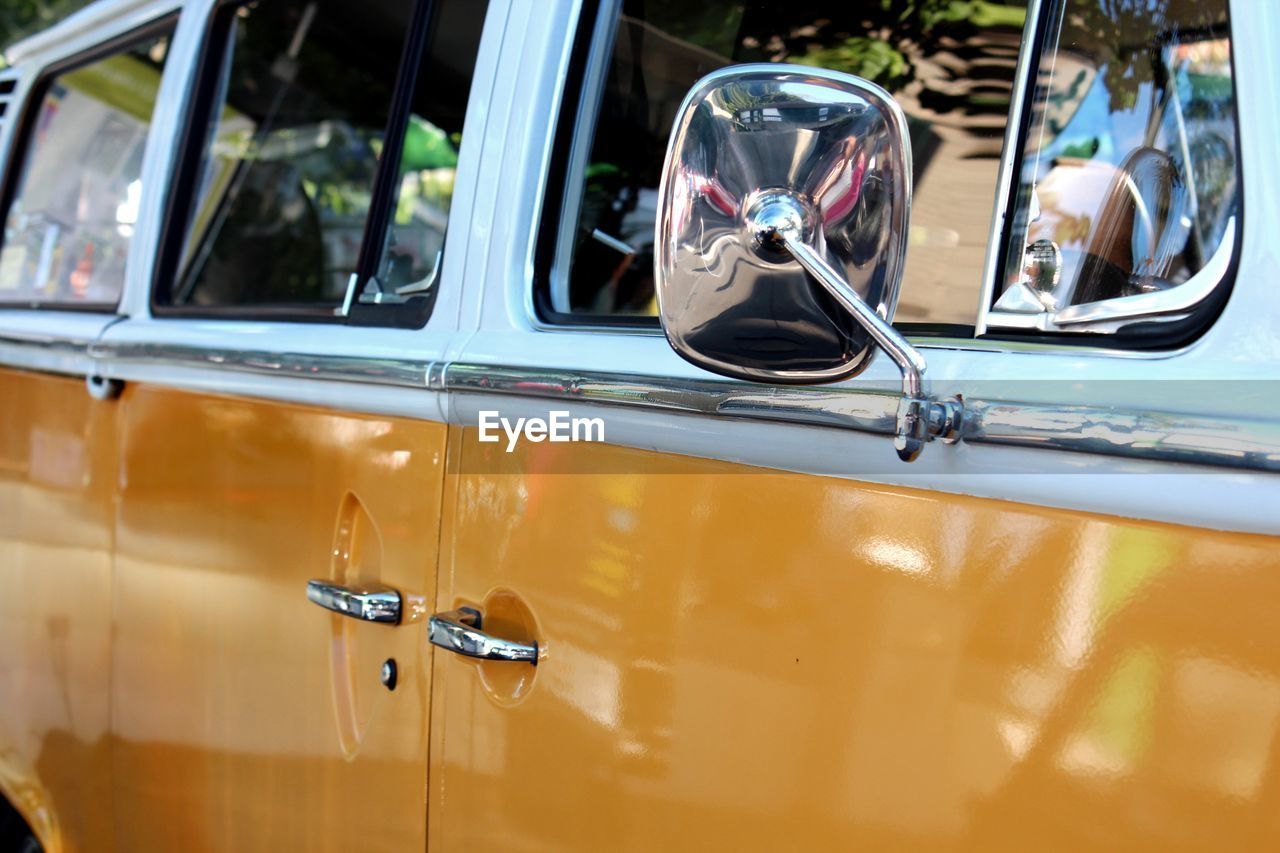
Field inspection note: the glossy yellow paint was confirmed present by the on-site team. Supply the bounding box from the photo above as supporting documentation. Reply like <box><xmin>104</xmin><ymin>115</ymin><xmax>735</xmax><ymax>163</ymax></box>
<box><xmin>4</xmin><ymin>372</ymin><xmax>1279</xmax><ymax>851</ymax></box>
<box><xmin>109</xmin><ymin>385</ymin><xmax>446</xmax><ymax>851</ymax></box>
<box><xmin>431</xmin><ymin>427</ymin><xmax>1280</xmax><ymax>852</ymax></box>
<box><xmin>0</xmin><ymin>368</ymin><xmax>116</xmax><ymax>853</ymax></box>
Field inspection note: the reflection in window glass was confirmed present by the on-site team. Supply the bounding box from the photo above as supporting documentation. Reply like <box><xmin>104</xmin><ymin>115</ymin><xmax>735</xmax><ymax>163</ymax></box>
<box><xmin>372</xmin><ymin>0</ymin><xmax>489</xmax><ymax>300</ymax></box>
<box><xmin>166</xmin><ymin>0</ymin><xmax>486</xmax><ymax>315</ymax></box>
<box><xmin>168</xmin><ymin>0</ymin><xmax>400</xmax><ymax>310</ymax></box>
<box><xmin>993</xmin><ymin>0</ymin><xmax>1237</xmax><ymax>326</ymax></box>
<box><xmin>550</xmin><ymin>0</ymin><xmax>1028</xmax><ymax>326</ymax></box>
<box><xmin>0</xmin><ymin>32</ymin><xmax>170</xmax><ymax>306</ymax></box>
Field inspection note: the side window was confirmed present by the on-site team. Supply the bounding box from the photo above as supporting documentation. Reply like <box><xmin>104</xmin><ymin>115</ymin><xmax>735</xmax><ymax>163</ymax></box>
<box><xmin>154</xmin><ymin>0</ymin><xmax>488</xmax><ymax>325</ymax></box>
<box><xmin>988</xmin><ymin>0</ymin><xmax>1237</xmax><ymax>340</ymax></box>
<box><xmin>538</xmin><ymin>1</ymin><xmax>1030</xmax><ymax>329</ymax></box>
<box><xmin>0</xmin><ymin>28</ymin><xmax>172</xmax><ymax>308</ymax></box>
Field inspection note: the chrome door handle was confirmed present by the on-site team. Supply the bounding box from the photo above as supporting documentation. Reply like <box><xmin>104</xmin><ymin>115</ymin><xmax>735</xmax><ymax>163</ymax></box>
<box><xmin>306</xmin><ymin>579</ymin><xmax>401</xmax><ymax>624</ymax></box>
<box><xmin>429</xmin><ymin>607</ymin><xmax>538</xmax><ymax>664</ymax></box>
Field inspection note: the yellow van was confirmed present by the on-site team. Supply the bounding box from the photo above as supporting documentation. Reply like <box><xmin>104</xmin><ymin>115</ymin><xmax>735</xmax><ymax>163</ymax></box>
<box><xmin>1</xmin><ymin>0</ymin><xmax>1277</xmax><ymax>850</ymax></box>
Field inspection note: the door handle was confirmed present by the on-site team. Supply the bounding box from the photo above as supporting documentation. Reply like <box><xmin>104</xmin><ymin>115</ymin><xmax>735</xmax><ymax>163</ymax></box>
<box><xmin>306</xmin><ymin>579</ymin><xmax>401</xmax><ymax>624</ymax></box>
<box><xmin>429</xmin><ymin>607</ymin><xmax>538</xmax><ymax>664</ymax></box>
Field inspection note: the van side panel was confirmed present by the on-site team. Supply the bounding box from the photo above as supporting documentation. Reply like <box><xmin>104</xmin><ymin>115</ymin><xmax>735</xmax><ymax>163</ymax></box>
<box><xmin>0</xmin><ymin>367</ymin><xmax>117</xmax><ymax>853</ymax></box>
<box><xmin>431</xmin><ymin>427</ymin><xmax>1280</xmax><ymax>852</ymax></box>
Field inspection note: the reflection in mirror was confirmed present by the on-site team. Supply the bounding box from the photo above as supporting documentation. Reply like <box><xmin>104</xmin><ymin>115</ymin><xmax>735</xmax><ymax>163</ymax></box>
<box><xmin>655</xmin><ymin>66</ymin><xmax>910</xmax><ymax>384</ymax></box>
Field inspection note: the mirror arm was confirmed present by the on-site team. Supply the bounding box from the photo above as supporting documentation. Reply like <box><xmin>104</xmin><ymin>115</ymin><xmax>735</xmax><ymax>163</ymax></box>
<box><xmin>784</xmin><ymin>238</ymin><xmax>927</xmax><ymax>397</ymax></box>
<box><xmin>784</xmin><ymin>237</ymin><xmax>963</xmax><ymax>462</ymax></box>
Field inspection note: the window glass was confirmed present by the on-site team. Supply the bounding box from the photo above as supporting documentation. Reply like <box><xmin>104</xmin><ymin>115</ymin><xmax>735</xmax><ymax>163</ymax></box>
<box><xmin>991</xmin><ymin>0</ymin><xmax>1237</xmax><ymax>332</ymax></box>
<box><xmin>0</xmin><ymin>31</ymin><xmax>171</xmax><ymax>306</ymax></box>
<box><xmin>166</xmin><ymin>0</ymin><xmax>398</xmax><ymax>310</ymax></box>
<box><xmin>370</xmin><ymin>0</ymin><xmax>488</xmax><ymax>301</ymax></box>
<box><xmin>547</xmin><ymin>0</ymin><xmax>1029</xmax><ymax>326</ymax></box>
<box><xmin>162</xmin><ymin>0</ymin><xmax>486</xmax><ymax>316</ymax></box>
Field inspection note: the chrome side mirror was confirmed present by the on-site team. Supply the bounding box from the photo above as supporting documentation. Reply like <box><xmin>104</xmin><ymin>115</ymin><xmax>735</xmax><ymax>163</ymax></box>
<box><xmin>653</xmin><ymin>65</ymin><xmax>960</xmax><ymax>461</ymax></box>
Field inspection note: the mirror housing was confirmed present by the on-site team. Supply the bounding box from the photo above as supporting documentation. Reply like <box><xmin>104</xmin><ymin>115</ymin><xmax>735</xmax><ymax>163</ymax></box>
<box><xmin>653</xmin><ymin>65</ymin><xmax>961</xmax><ymax>461</ymax></box>
<box><xmin>654</xmin><ymin>65</ymin><xmax>910</xmax><ymax>383</ymax></box>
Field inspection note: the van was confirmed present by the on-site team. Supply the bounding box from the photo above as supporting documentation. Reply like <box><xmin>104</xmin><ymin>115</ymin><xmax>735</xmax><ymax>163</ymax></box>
<box><xmin>1</xmin><ymin>0</ymin><xmax>1277</xmax><ymax>850</ymax></box>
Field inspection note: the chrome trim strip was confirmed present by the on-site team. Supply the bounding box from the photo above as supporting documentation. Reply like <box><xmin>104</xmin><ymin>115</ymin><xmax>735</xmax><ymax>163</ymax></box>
<box><xmin>445</xmin><ymin>360</ymin><xmax>901</xmax><ymax>427</ymax></box>
<box><xmin>966</xmin><ymin>399</ymin><xmax>1280</xmax><ymax>473</ymax></box>
<box><xmin>97</xmin><ymin>342</ymin><xmax>433</xmax><ymax>388</ymax></box>
<box><xmin>2</xmin><ymin>336</ymin><xmax>1275</xmax><ymax>474</ymax></box>
<box><xmin>975</xmin><ymin>0</ymin><xmax>1044</xmax><ymax>337</ymax></box>
<box><xmin>0</xmin><ymin>330</ymin><xmax>98</xmax><ymax>377</ymax></box>
<box><xmin>444</xmin><ymin>362</ymin><xmax>1280</xmax><ymax>473</ymax></box>
<box><xmin>426</xmin><ymin>359</ymin><xmax>448</xmax><ymax>392</ymax></box>
<box><xmin>0</xmin><ymin>329</ymin><xmax>95</xmax><ymax>355</ymax></box>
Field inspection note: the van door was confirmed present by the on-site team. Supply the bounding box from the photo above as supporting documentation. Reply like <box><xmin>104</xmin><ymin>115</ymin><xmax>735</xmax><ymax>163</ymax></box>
<box><xmin>433</xmin><ymin>424</ymin><xmax>1280</xmax><ymax>851</ymax></box>
<box><xmin>101</xmin><ymin>0</ymin><xmax>494</xmax><ymax>848</ymax></box>
<box><xmin>426</xmin><ymin>0</ymin><xmax>1280</xmax><ymax>851</ymax></box>
<box><xmin>0</xmin><ymin>330</ymin><xmax>121</xmax><ymax>852</ymax></box>
<box><xmin>110</xmin><ymin>387</ymin><xmax>449</xmax><ymax>850</ymax></box>
<box><xmin>0</xmin><ymin>17</ymin><xmax>177</xmax><ymax>851</ymax></box>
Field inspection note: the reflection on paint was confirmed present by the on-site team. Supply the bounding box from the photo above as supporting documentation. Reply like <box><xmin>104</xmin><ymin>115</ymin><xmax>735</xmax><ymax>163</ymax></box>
<box><xmin>1060</xmin><ymin>647</ymin><xmax>1160</xmax><ymax>779</ymax></box>
<box><xmin>1166</xmin><ymin>656</ymin><xmax>1280</xmax><ymax>801</ymax></box>
<box><xmin>543</xmin><ymin>642</ymin><xmax>622</xmax><ymax>731</ymax></box>
<box><xmin>856</xmin><ymin>536</ymin><xmax>931</xmax><ymax>577</ymax></box>
<box><xmin>28</xmin><ymin>428</ymin><xmax>87</xmax><ymax>490</ymax></box>
<box><xmin>434</xmin><ymin>430</ymin><xmax>1280</xmax><ymax>852</ymax></box>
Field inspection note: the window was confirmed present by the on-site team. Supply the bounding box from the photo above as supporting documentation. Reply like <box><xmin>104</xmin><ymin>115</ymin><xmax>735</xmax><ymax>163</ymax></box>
<box><xmin>0</xmin><ymin>28</ymin><xmax>172</xmax><ymax>307</ymax></box>
<box><xmin>368</xmin><ymin>0</ymin><xmax>485</xmax><ymax>303</ymax></box>
<box><xmin>540</xmin><ymin>0</ymin><xmax>1030</xmax><ymax>329</ymax></box>
<box><xmin>154</xmin><ymin>0</ymin><xmax>488</xmax><ymax>325</ymax></box>
<box><xmin>988</xmin><ymin>0</ymin><xmax>1238</xmax><ymax>340</ymax></box>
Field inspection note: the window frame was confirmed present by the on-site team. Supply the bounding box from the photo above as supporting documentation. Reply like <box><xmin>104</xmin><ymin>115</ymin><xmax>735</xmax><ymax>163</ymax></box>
<box><xmin>148</xmin><ymin>0</ymin><xmax>470</xmax><ymax>329</ymax></box>
<box><xmin>0</xmin><ymin>14</ymin><xmax>178</xmax><ymax>314</ymax></box>
<box><xmin>528</xmin><ymin>0</ymin><xmax>638</xmax><ymax>332</ymax></box>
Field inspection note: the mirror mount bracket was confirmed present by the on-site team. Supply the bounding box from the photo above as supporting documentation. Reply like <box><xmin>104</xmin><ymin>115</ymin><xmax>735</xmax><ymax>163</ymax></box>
<box><xmin>783</xmin><ymin>233</ymin><xmax>963</xmax><ymax>462</ymax></box>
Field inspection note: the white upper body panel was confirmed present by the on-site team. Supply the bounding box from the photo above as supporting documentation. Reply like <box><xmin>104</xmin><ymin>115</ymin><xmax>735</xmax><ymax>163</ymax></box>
<box><xmin>0</xmin><ymin>0</ymin><xmax>1276</xmax><ymax>533</ymax></box>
